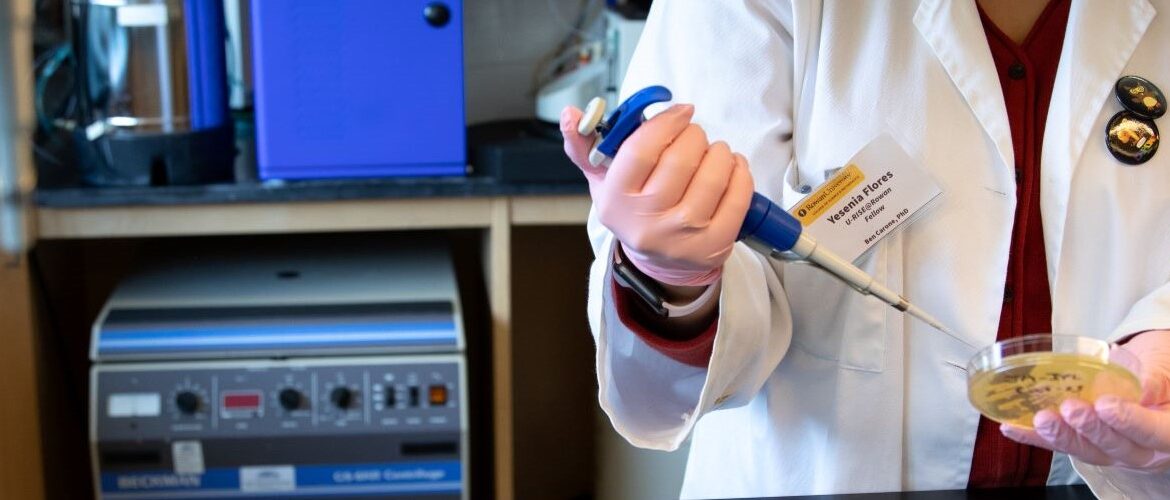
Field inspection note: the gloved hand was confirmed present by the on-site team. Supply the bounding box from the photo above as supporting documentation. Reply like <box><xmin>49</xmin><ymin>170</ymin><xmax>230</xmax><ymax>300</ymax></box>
<box><xmin>1001</xmin><ymin>330</ymin><xmax>1170</xmax><ymax>472</ymax></box>
<box><xmin>560</xmin><ymin>104</ymin><xmax>754</xmax><ymax>287</ymax></box>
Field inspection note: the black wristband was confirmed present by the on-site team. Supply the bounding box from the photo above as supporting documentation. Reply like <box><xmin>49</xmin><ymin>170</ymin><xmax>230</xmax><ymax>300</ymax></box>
<box><xmin>611</xmin><ymin>244</ymin><xmax>718</xmax><ymax>318</ymax></box>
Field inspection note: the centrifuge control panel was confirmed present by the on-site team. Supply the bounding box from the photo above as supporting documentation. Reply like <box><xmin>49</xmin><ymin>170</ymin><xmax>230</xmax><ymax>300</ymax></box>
<box><xmin>93</xmin><ymin>356</ymin><xmax>464</xmax><ymax>441</ymax></box>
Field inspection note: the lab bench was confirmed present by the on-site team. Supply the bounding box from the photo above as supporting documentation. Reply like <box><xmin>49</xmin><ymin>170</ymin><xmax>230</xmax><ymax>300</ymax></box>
<box><xmin>1</xmin><ymin>178</ymin><xmax>595</xmax><ymax>500</ymax></box>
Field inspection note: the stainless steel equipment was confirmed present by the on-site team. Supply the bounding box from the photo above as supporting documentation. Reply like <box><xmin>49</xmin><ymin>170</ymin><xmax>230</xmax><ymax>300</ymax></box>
<box><xmin>69</xmin><ymin>0</ymin><xmax>232</xmax><ymax>186</ymax></box>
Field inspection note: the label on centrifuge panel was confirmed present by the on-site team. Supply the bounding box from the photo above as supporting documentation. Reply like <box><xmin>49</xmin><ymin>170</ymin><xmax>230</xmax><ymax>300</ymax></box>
<box><xmin>240</xmin><ymin>466</ymin><xmax>296</xmax><ymax>492</ymax></box>
<box><xmin>791</xmin><ymin>134</ymin><xmax>942</xmax><ymax>263</ymax></box>
<box><xmin>172</xmin><ymin>440</ymin><xmax>205</xmax><ymax>475</ymax></box>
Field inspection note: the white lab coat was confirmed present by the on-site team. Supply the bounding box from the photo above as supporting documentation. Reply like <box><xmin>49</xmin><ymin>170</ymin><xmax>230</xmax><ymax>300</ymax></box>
<box><xmin>586</xmin><ymin>1</ymin><xmax>1170</xmax><ymax>498</ymax></box>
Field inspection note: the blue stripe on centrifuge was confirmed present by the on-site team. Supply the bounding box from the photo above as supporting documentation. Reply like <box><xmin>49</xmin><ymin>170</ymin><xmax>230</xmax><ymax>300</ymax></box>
<box><xmin>97</xmin><ymin>321</ymin><xmax>456</xmax><ymax>353</ymax></box>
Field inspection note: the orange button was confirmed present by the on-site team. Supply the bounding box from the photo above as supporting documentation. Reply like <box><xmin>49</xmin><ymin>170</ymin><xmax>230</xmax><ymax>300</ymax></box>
<box><xmin>428</xmin><ymin>385</ymin><xmax>448</xmax><ymax>406</ymax></box>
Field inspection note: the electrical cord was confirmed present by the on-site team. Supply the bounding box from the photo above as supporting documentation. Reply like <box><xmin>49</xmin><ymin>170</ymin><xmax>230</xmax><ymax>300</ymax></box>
<box><xmin>71</xmin><ymin>4</ymin><xmax>120</xmax><ymax>179</ymax></box>
<box><xmin>28</xmin><ymin>249</ymin><xmax>88</xmax><ymax>426</ymax></box>
<box><xmin>34</xmin><ymin>43</ymin><xmax>72</xmax><ymax>133</ymax></box>
<box><xmin>33</xmin><ymin>143</ymin><xmax>65</xmax><ymax>167</ymax></box>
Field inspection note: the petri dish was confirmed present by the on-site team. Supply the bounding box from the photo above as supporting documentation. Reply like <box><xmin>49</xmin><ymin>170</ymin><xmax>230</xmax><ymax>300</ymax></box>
<box><xmin>966</xmin><ymin>334</ymin><xmax>1142</xmax><ymax>428</ymax></box>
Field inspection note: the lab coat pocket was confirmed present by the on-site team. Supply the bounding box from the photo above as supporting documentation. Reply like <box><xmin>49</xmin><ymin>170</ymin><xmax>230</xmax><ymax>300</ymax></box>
<box><xmin>783</xmin><ymin>233</ymin><xmax>889</xmax><ymax>373</ymax></box>
<box><xmin>839</xmin><ymin>241</ymin><xmax>891</xmax><ymax>372</ymax></box>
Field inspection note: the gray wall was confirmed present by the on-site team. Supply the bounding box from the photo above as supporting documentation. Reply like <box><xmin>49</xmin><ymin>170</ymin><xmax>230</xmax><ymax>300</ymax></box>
<box><xmin>595</xmin><ymin>408</ymin><xmax>690</xmax><ymax>500</ymax></box>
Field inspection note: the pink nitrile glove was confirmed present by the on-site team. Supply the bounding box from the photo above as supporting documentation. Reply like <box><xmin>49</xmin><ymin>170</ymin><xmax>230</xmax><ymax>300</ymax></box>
<box><xmin>560</xmin><ymin>104</ymin><xmax>754</xmax><ymax>287</ymax></box>
<box><xmin>1001</xmin><ymin>330</ymin><xmax>1170</xmax><ymax>472</ymax></box>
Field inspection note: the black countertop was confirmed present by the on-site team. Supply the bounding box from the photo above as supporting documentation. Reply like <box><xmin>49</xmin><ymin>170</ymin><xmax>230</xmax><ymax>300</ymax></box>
<box><xmin>758</xmin><ymin>485</ymin><xmax>1094</xmax><ymax>500</ymax></box>
<box><xmin>35</xmin><ymin>176</ymin><xmax>588</xmax><ymax>208</ymax></box>
<box><xmin>34</xmin><ymin>118</ymin><xmax>588</xmax><ymax>208</ymax></box>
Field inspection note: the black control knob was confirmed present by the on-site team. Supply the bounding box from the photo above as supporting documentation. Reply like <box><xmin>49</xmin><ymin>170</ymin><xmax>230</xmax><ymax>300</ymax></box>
<box><xmin>175</xmin><ymin>391</ymin><xmax>200</xmax><ymax>415</ymax></box>
<box><xmin>330</xmin><ymin>387</ymin><xmax>355</xmax><ymax>410</ymax></box>
<box><xmin>279</xmin><ymin>388</ymin><xmax>303</xmax><ymax>411</ymax></box>
<box><xmin>423</xmin><ymin>2</ymin><xmax>451</xmax><ymax>27</ymax></box>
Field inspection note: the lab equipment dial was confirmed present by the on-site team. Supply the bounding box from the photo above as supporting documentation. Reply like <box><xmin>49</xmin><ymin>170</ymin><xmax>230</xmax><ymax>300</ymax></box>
<box><xmin>175</xmin><ymin>391</ymin><xmax>201</xmax><ymax>415</ymax></box>
<box><xmin>330</xmin><ymin>387</ymin><xmax>355</xmax><ymax>410</ymax></box>
<box><xmin>169</xmin><ymin>381</ymin><xmax>209</xmax><ymax>419</ymax></box>
<box><xmin>279</xmin><ymin>388</ymin><xmax>305</xmax><ymax>411</ymax></box>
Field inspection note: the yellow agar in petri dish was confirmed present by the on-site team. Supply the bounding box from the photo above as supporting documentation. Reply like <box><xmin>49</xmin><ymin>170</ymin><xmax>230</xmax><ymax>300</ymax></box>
<box><xmin>967</xmin><ymin>340</ymin><xmax>1142</xmax><ymax>429</ymax></box>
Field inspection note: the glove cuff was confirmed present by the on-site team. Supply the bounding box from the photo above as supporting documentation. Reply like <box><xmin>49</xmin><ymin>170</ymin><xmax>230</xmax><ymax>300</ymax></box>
<box><xmin>618</xmin><ymin>243</ymin><xmax>723</xmax><ymax>287</ymax></box>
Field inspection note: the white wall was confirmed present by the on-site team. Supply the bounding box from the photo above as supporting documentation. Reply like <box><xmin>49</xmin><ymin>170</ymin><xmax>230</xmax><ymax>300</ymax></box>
<box><xmin>464</xmin><ymin>0</ymin><xmax>587</xmax><ymax>124</ymax></box>
<box><xmin>467</xmin><ymin>2</ymin><xmax>690</xmax><ymax>497</ymax></box>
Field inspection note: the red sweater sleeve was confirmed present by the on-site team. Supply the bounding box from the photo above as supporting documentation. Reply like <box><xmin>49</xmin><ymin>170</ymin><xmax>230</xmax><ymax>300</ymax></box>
<box><xmin>611</xmin><ymin>277</ymin><xmax>717</xmax><ymax>367</ymax></box>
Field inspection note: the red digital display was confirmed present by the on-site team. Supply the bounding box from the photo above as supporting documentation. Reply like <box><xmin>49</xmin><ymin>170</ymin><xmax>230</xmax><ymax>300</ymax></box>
<box><xmin>222</xmin><ymin>392</ymin><xmax>261</xmax><ymax>409</ymax></box>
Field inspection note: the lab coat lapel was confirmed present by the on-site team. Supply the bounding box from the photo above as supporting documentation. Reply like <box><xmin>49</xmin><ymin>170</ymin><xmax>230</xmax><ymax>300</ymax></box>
<box><xmin>914</xmin><ymin>0</ymin><xmax>1013</xmax><ymax>172</ymax></box>
<box><xmin>1041</xmin><ymin>0</ymin><xmax>1154</xmax><ymax>284</ymax></box>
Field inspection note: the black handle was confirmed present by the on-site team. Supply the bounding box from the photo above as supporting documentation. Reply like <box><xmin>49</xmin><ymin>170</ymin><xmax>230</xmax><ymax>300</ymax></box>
<box><xmin>423</xmin><ymin>2</ymin><xmax>451</xmax><ymax>27</ymax></box>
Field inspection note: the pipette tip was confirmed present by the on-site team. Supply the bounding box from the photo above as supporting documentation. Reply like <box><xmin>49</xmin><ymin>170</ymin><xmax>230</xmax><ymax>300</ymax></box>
<box><xmin>906</xmin><ymin>304</ymin><xmax>956</xmax><ymax>336</ymax></box>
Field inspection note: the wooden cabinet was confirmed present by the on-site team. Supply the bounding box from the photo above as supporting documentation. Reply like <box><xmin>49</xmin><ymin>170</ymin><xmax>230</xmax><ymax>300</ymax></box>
<box><xmin>6</xmin><ymin>194</ymin><xmax>593</xmax><ymax>500</ymax></box>
<box><xmin>0</xmin><ymin>257</ymin><xmax>45</xmax><ymax>500</ymax></box>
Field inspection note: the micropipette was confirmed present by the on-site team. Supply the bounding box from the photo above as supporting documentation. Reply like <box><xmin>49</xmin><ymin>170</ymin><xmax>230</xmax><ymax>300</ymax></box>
<box><xmin>578</xmin><ymin>86</ymin><xmax>954</xmax><ymax>335</ymax></box>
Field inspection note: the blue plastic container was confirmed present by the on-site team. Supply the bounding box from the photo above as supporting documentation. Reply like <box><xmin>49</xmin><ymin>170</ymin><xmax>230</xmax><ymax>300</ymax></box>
<box><xmin>251</xmin><ymin>0</ymin><xmax>467</xmax><ymax>180</ymax></box>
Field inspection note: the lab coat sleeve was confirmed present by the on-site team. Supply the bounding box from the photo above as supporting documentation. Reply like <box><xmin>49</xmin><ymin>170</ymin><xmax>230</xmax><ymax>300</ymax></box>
<box><xmin>587</xmin><ymin>0</ymin><xmax>798</xmax><ymax>452</ymax></box>
<box><xmin>1109</xmin><ymin>279</ymin><xmax>1170</xmax><ymax>343</ymax></box>
<box><xmin>1073</xmin><ymin>280</ymin><xmax>1170</xmax><ymax>498</ymax></box>
<box><xmin>1073</xmin><ymin>464</ymin><xmax>1170</xmax><ymax>500</ymax></box>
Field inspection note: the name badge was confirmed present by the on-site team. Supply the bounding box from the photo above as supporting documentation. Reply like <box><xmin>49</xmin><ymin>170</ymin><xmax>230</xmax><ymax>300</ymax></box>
<box><xmin>790</xmin><ymin>134</ymin><xmax>942</xmax><ymax>263</ymax></box>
